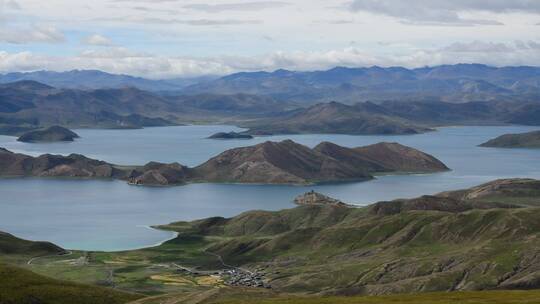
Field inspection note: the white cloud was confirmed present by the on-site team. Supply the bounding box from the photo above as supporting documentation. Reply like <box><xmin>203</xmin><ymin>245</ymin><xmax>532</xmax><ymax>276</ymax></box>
<box><xmin>0</xmin><ymin>25</ymin><xmax>65</xmax><ymax>44</ymax></box>
<box><xmin>184</xmin><ymin>2</ymin><xmax>290</xmax><ymax>12</ymax></box>
<box><xmin>348</xmin><ymin>0</ymin><xmax>540</xmax><ymax>25</ymax></box>
<box><xmin>4</xmin><ymin>0</ymin><xmax>20</xmax><ymax>10</ymax></box>
<box><xmin>441</xmin><ymin>41</ymin><xmax>514</xmax><ymax>53</ymax></box>
<box><xmin>83</xmin><ymin>34</ymin><xmax>114</xmax><ymax>46</ymax></box>
<box><xmin>1</xmin><ymin>41</ymin><xmax>539</xmax><ymax>79</ymax></box>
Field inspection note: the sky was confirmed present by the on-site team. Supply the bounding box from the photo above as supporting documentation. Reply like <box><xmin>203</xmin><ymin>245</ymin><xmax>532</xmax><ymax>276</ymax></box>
<box><xmin>0</xmin><ymin>0</ymin><xmax>539</xmax><ymax>78</ymax></box>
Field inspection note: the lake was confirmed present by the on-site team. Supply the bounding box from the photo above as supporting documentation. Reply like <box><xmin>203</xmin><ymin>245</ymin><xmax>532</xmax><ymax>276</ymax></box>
<box><xmin>0</xmin><ymin>125</ymin><xmax>539</xmax><ymax>251</ymax></box>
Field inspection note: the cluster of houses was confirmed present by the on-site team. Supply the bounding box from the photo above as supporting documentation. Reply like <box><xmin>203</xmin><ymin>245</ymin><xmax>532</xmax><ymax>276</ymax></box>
<box><xmin>223</xmin><ymin>268</ymin><xmax>271</xmax><ymax>289</ymax></box>
<box><xmin>173</xmin><ymin>263</ymin><xmax>271</xmax><ymax>289</ymax></box>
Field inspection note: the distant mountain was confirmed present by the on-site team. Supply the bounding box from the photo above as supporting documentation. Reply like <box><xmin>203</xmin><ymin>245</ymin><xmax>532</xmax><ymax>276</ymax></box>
<box><xmin>0</xmin><ymin>81</ymin><xmax>301</xmax><ymax>135</ymax></box>
<box><xmin>480</xmin><ymin>130</ymin><xmax>540</xmax><ymax>148</ymax></box>
<box><xmin>183</xmin><ymin>64</ymin><xmax>540</xmax><ymax>103</ymax></box>
<box><xmin>0</xmin><ymin>81</ymin><xmax>181</xmax><ymax>133</ymax></box>
<box><xmin>242</xmin><ymin>101</ymin><xmax>433</xmax><ymax>135</ymax></box>
<box><xmin>0</xmin><ymin>70</ymin><xmax>216</xmax><ymax>92</ymax></box>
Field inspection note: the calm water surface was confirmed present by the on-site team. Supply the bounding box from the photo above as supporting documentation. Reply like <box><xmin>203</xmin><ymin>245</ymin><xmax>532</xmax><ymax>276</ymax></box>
<box><xmin>0</xmin><ymin>125</ymin><xmax>539</xmax><ymax>251</ymax></box>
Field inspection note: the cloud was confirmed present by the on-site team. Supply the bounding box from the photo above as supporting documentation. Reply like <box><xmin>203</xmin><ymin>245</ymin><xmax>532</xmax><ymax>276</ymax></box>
<box><xmin>347</xmin><ymin>0</ymin><xmax>540</xmax><ymax>25</ymax></box>
<box><xmin>183</xmin><ymin>2</ymin><xmax>290</xmax><ymax>12</ymax></box>
<box><xmin>4</xmin><ymin>0</ymin><xmax>20</xmax><ymax>10</ymax></box>
<box><xmin>0</xmin><ymin>25</ymin><xmax>65</xmax><ymax>44</ymax></box>
<box><xmin>1</xmin><ymin>41</ymin><xmax>539</xmax><ymax>78</ymax></box>
<box><xmin>93</xmin><ymin>16</ymin><xmax>262</xmax><ymax>26</ymax></box>
<box><xmin>83</xmin><ymin>34</ymin><xmax>114</xmax><ymax>46</ymax></box>
<box><xmin>441</xmin><ymin>41</ymin><xmax>514</xmax><ymax>53</ymax></box>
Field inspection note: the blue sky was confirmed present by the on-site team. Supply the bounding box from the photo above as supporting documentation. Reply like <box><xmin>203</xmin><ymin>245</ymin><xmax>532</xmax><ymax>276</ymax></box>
<box><xmin>1</xmin><ymin>0</ymin><xmax>539</xmax><ymax>78</ymax></box>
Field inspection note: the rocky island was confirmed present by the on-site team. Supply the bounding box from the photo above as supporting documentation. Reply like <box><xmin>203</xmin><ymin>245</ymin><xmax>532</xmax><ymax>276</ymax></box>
<box><xmin>480</xmin><ymin>130</ymin><xmax>540</xmax><ymax>148</ymax></box>
<box><xmin>17</xmin><ymin>126</ymin><xmax>80</xmax><ymax>143</ymax></box>
<box><xmin>0</xmin><ymin>140</ymin><xmax>449</xmax><ymax>186</ymax></box>
<box><xmin>207</xmin><ymin>131</ymin><xmax>253</xmax><ymax>139</ymax></box>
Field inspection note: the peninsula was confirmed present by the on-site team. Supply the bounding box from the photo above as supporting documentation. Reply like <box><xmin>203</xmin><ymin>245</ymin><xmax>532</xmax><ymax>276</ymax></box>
<box><xmin>0</xmin><ymin>140</ymin><xmax>449</xmax><ymax>186</ymax></box>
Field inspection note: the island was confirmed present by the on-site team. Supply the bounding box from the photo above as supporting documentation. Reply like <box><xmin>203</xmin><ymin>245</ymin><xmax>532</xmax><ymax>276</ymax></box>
<box><xmin>0</xmin><ymin>140</ymin><xmax>449</xmax><ymax>186</ymax></box>
<box><xmin>480</xmin><ymin>130</ymin><xmax>540</xmax><ymax>148</ymax></box>
<box><xmin>17</xmin><ymin>126</ymin><xmax>80</xmax><ymax>143</ymax></box>
<box><xmin>207</xmin><ymin>131</ymin><xmax>253</xmax><ymax>140</ymax></box>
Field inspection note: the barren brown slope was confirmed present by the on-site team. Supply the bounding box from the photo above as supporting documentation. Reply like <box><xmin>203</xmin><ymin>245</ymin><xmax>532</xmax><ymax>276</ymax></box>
<box><xmin>193</xmin><ymin>140</ymin><xmax>373</xmax><ymax>184</ymax></box>
<box><xmin>353</xmin><ymin>142</ymin><xmax>449</xmax><ymax>173</ymax></box>
<box><xmin>314</xmin><ymin>141</ymin><xmax>449</xmax><ymax>173</ymax></box>
<box><xmin>0</xmin><ymin>148</ymin><xmax>127</xmax><ymax>178</ymax></box>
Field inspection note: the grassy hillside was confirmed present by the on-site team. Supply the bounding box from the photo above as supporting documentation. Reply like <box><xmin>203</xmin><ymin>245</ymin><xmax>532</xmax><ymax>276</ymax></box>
<box><xmin>155</xmin><ymin>179</ymin><xmax>540</xmax><ymax>295</ymax></box>
<box><xmin>0</xmin><ymin>231</ymin><xmax>64</xmax><ymax>256</ymax></box>
<box><xmin>0</xmin><ymin>263</ymin><xmax>141</xmax><ymax>304</ymax></box>
<box><xmin>129</xmin><ymin>288</ymin><xmax>540</xmax><ymax>304</ymax></box>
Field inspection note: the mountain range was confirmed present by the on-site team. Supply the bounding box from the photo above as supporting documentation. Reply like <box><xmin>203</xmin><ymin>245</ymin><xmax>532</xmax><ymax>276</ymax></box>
<box><xmin>2</xmin><ymin>64</ymin><xmax>539</xmax><ymax>104</ymax></box>
<box><xmin>183</xmin><ymin>64</ymin><xmax>540</xmax><ymax>103</ymax></box>
<box><xmin>1</xmin><ymin>78</ymin><xmax>539</xmax><ymax>137</ymax></box>
<box><xmin>0</xmin><ymin>70</ymin><xmax>216</xmax><ymax>92</ymax></box>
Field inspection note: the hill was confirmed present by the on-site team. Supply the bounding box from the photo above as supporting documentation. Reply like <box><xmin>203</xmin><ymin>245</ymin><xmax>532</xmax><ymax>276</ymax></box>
<box><xmin>480</xmin><ymin>130</ymin><xmax>540</xmax><ymax>148</ymax></box>
<box><xmin>242</xmin><ymin>102</ymin><xmax>432</xmax><ymax>135</ymax></box>
<box><xmin>193</xmin><ymin>140</ymin><xmax>373</xmax><ymax>184</ymax></box>
<box><xmin>0</xmin><ymin>148</ymin><xmax>129</xmax><ymax>179</ymax></box>
<box><xmin>17</xmin><ymin>126</ymin><xmax>79</xmax><ymax>143</ymax></box>
<box><xmin>0</xmin><ymin>263</ymin><xmax>141</xmax><ymax>304</ymax></box>
<box><xmin>0</xmin><ymin>231</ymin><xmax>64</xmax><ymax>256</ymax></box>
<box><xmin>156</xmin><ymin>179</ymin><xmax>540</xmax><ymax>295</ymax></box>
<box><xmin>193</xmin><ymin>140</ymin><xmax>448</xmax><ymax>185</ymax></box>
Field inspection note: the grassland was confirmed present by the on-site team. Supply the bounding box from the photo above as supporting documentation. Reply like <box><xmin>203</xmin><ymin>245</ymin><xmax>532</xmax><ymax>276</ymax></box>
<box><xmin>129</xmin><ymin>288</ymin><xmax>540</xmax><ymax>304</ymax></box>
<box><xmin>0</xmin><ymin>263</ymin><xmax>141</xmax><ymax>304</ymax></box>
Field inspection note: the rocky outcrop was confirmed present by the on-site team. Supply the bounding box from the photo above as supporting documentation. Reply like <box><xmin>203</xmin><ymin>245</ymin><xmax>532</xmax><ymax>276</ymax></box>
<box><xmin>128</xmin><ymin>162</ymin><xmax>193</xmax><ymax>186</ymax></box>
<box><xmin>294</xmin><ymin>191</ymin><xmax>352</xmax><ymax>207</ymax></box>
<box><xmin>208</xmin><ymin>132</ymin><xmax>253</xmax><ymax>140</ymax></box>
<box><xmin>480</xmin><ymin>131</ymin><xmax>540</xmax><ymax>148</ymax></box>
<box><xmin>17</xmin><ymin>126</ymin><xmax>79</xmax><ymax>143</ymax></box>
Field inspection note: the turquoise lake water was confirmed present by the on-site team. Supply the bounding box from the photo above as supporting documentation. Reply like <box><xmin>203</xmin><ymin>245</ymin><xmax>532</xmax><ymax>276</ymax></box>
<box><xmin>0</xmin><ymin>125</ymin><xmax>539</xmax><ymax>251</ymax></box>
